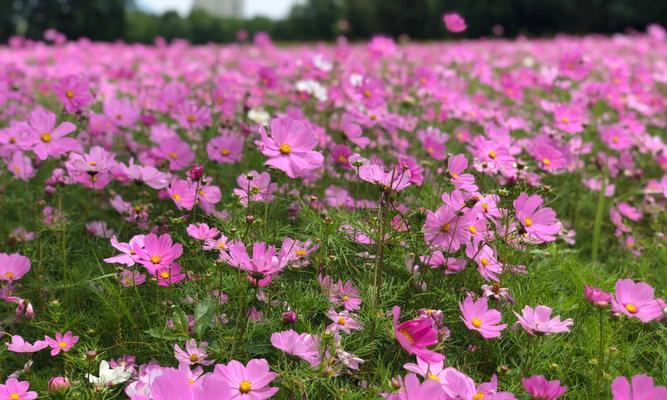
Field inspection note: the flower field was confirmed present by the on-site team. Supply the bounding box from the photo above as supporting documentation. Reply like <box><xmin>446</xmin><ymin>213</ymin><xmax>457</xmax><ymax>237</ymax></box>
<box><xmin>0</xmin><ymin>21</ymin><xmax>666</xmax><ymax>400</ymax></box>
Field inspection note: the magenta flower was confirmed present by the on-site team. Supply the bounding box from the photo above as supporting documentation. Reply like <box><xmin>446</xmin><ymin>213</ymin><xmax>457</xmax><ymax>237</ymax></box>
<box><xmin>553</xmin><ymin>103</ymin><xmax>585</xmax><ymax>134</ymax></box>
<box><xmin>460</xmin><ymin>296</ymin><xmax>507</xmax><ymax>339</ymax></box>
<box><xmin>6</xmin><ymin>335</ymin><xmax>48</xmax><ymax>353</ymax></box>
<box><xmin>392</xmin><ymin>306</ymin><xmax>444</xmax><ymax>364</ymax></box>
<box><xmin>514</xmin><ymin>305</ymin><xmax>573</xmax><ymax>336</ymax></box>
<box><xmin>465</xmin><ymin>243</ymin><xmax>503</xmax><ymax>282</ymax></box>
<box><xmin>358</xmin><ymin>164</ymin><xmax>413</xmax><ymax>191</ymax></box>
<box><xmin>258</xmin><ymin>116</ymin><xmax>324</xmax><ymax>178</ymax></box>
<box><xmin>174</xmin><ymin>339</ymin><xmax>214</xmax><ymax>366</ymax></box>
<box><xmin>382</xmin><ymin>373</ymin><xmax>443</xmax><ymax>400</ymax></box>
<box><xmin>155</xmin><ymin>264</ymin><xmax>186</xmax><ymax>286</ymax></box>
<box><xmin>22</xmin><ymin>108</ymin><xmax>80</xmax><ymax>160</ymax></box>
<box><xmin>325</xmin><ymin>309</ymin><xmax>363</xmax><ymax>334</ymax></box>
<box><xmin>448</xmin><ymin>154</ymin><xmax>478</xmax><ymax>192</ymax></box>
<box><xmin>134</xmin><ymin>233</ymin><xmax>183</xmax><ymax>274</ymax></box>
<box><xmin>514</xmin><ymin>193</ymin><xmax>561</xmax><ymax>243</ymax></box>
<box><xmin>104</xmin><ymin>97</ymin><xmax>140</xmax><ymax>128</ymax></box>
<box><xmin>611</xmin><ymin>374</ymin><xmax>667</xmax><ymax>400</ymax></box>
<box><xmin>0</xmin><ymin>378</ymin><xmax>38</xmax><ymax>400</ymax></box>
<box><xmin>117</xmin><ymin>161</ymin><xmax>171</xmax><ymax>189</ymax></box>
<box><xmin>443</xmin><ymin>12</ymin><xmax>467</xmax><ymax>33</ymax></box>
<box><xmin>522</xmin><ymin>375</ymin><xmax>567</xmax><ymax>400</ymax></box>
<box><xmin>423</xmin><ymin>205</ymin><xmax>472</xmax><ymax>251</ymax></box>
<box><xmin>233</xmin><ymin>171</ymin><xmax>278</xmax><ymax>206</ymax></box>
<box><xmin>0</xmin><ymin>253</ymin><xmax>31</xmax><ymax>282</ymax></box>
<box><xmin>441</xmin><ymin>368</ymin><xmax>477</xmax><ymax>399</ymax></box>
<box><xmin>175</xmin><ymin>101</ymin><xmax>211</xmax><ymax>131</ymax></box>
<box><xmin>270</xmin><ymin>329</ymin><xmax>321</xmax><ymax>366</ymax></box>
<box><xmin>167</xmin><ymin>178</ymin><xmax>197</xmax><ymax>210</ymax></box>
<box><xmin>207</xmin><ymin>134</ymin><xmax>244</xmax><ymax>164</ymax></box>
<box><xmin>329</xmin><ymin>279</ymin><xmax>362</xmax><ymax>311</ymax></box>
<box><xmin>220</xmin><ymin>241</ymin><xmax>286</xmax><ymax>285</ymax></box>
<box><xmin>6</xmin><ymin>152</ymin><xmax>35</xmax><ymax>181</ymax></box>
<box><xmin>53</xmin><ymin>74</ymin><xmax>93</xmax><ymax>113</ymax></box>
<box><xmin>45</xmin><ymin>331</ymin><xmax>79</xmax><ymax>356</ymax></box>
<box><xmin>154</xmin><ymin>137</ymin><xmax>195</xmax><ymax>171</ymax></box>
<box><xmin>611</xmin><ymin>279</ymin><xmax>663</xmax><ymax>323</ymax></box>
<box><xmin>211</xmin><ymin>359</ymin><xmax>278</xmax><ymax>399</ymax></box>
<box><xmin>584</xmin><ymin>285</ymin><xmax>612</xmax><ymax>307</ymax></box>
<box><xmin>186</xmin><ymin>223</ymin><xmax>219</xmax><ymax>240</ymax></box>
<box><xmin>104</xmin><ymin>235</ymin><xmax>145</xmax><ymax>267</ymax></box>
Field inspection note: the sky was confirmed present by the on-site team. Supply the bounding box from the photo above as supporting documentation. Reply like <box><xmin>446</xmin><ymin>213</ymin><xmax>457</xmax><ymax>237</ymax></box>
<box><xmin>137</xmin><ymin>0</ymin><xmax>301</xmax><ymax>19</ymax></box>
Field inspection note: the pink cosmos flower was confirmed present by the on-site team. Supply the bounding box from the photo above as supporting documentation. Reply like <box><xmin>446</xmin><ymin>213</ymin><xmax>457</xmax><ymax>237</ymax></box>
<box><xmin>134</xmin><ymin>233</ymin><xmax>183</xmax><ymax>274</ymax></box>
<box><xmin>392</xmin><ymin>306</ymin><xmax>444</xmax><ymax>364</ymax></box>
<box><xmin>45</xmin><ymin>331</ymin><xmax>79</xmax><ymax>356</ymax></box>
<box><xmin>104</xmin><ymin>235</ymin><xmax>145</xmax><ymax>267</ymax></box>
<box><xmin>6</xmin><ymin>335</ymin><xmax>48</xmax><ymax>353</ymax></box>
<box><xmin>167</xmin><ymin>178</ymin><xmax>197</xmax><ymax>210</ymax></box>
<box><xmin>186</xmin><ymin>223</ymin><xmax>220</xmax><ymax>241</ymax></box>
<box><xmin>417</xmin><ymin>127</ymin><xmax>447</xmax><ymax>161</ymax></box>
<box><xmin>522</xmin><ymin>375</ymin><xmax>567</xmax><ymax>400</ymax></box>
<box><xmin>85</xmin><ymin>221</ymin><xmax>115</xmax><ymax>238</ymax></box>
<box><xmin>194</xmin><ymin>180</ymin><xmax>222</xmax><ymax>215</ymax></box>
<box><xmin>610</xmin><ymin>279</ymin><xmax>663</xmax><ymax>323</ymax></box>
<box><xmin>383</xmin><ymin>373</ymin><xmax>443</xmax><ymax>400</ymax></box>
<box><xmin>448</xmin><ymin>154</ymin><xmax>478</xmax><ymax>192</ymax></box>
<box><xmin>0</xmin><ymin>253</ymin><xmax>31</xmax><ymax>282</ymax></box>
<box><xmin>475</xmin><ymin>374</ymin><xmax>516</xmax><ymax>399</ymax></box>
<box><xmin>341</xmin><ymin>113</ymin><xmax>369</xmax><ymax>148</ymax></box>
<box><xmin>553</xmin><ymin>103</ymin><xmax>585</xmax><ymax>134</ymax></box>
<box><xmin>270</xmin><ymin>330</ymin><xmax>321</xmax><ymax>366</ymax></box>
<box><xmin>174</xmin><ymin>339</ymin><xmax>214</xmax><ymax>366</ymax></box>
<box><xmin>104</xmin><ymin>97</ymin><xmax>140</xmax><ymax>128</ymax></box>
<box><xmin>423</xmin><ymin>205</ymin><xmax>472</xmax><ymax>251</ymax></box>
<box><xmin>6</xmin><ymin>152</ymin><xmax>35</xmax><ymax>181</ymax></box>
<box><xmin>142</xmin><ymin>364</ymin><xmax>216</xmax><ymax>400</ymax></box>
<box><xmin>325</xmin><ymin>310</ymin><xmax>363</xmax><ymax>334</ymax></box>
<box><xmin>233</xmin><ymin>171</ymin><xmax>278</xmax><ymax>206</ymax></box>
<box><xmin>441</xmin><ymin>368</ymin><xmax>477</xmax><ymax>399</ymax></box>
<box><xmin>53</xmin><ymin>74</ymin><xmax>93</xmax><ymax>113</ymax></box>
<box><xmin>514</xmin><ymin>305</ymin><xmax>573</xmax><ymax>336</ymax></box>
<box><xmin>207</xmin><ymin>135</ymin><xmax>244</xmax><ymax>164</ymax></box>
<box><xmin>329</xmin><ymin>279</ymin><xmax>362</xmax><ymax>311</ymax></box>
<box><xmin>258</xmin><ymin>116</ymin><xmax>324</xmax><ymax>178</ymax></box>
<box><xmin>420</xmin><ymin>252</ymin><xmax>466</xmax><ymax>274</ymax></box>
<box><xmin>443</xmin><ymin>12</ymin><xmax>467</xmax><ymax>33</ymax></box>
<box><xmin>154</xmin><ymin>137</ymin><xmax>195</xmax><ymax>171</ymax></box>
<box><xmin>117</xmin><ymin>161</ymin><xmax>171</xmax><ymax>189</ymax></box>
<box><xmin>211</xmin><ymin>359</ymin><xmax>278</xmax><ymax>399</ymax></box>
<box><xmin>22</xmin><ymin>108</ymin><xmax>80</xmax><ymax>160</ymax></box>
<box><xmin>221</xmin><ymin>241</ymin><xmax>286</xmax><ymax>286</ymax></box>
<box><xmin>403</xmin><ymin>357</ymin><xmax>446</xmax><ymax>381</ymax></box>
<box><xmin>601</xmin><ymin>124</ymin><xmax>633</xmax><ymax>151</ymax></box>
<box><xmin>611</xmin><ymin>374</ymin><xmax>667</xmax><ymax>400</ymax></box>
<box><xmin>155</xmin><ymin>264</ymin><xmax>186</xmax><ymax>286</ymax></box>
<box><xmin>514</xmin><ymin>193</ymin><xmax>561</xmax><ymax>243</ymax></box>
<box><xmin>465</xmin><ymin>242</ymin><xmax>503</xmax><ymax>282</ymax></box>
<box><xmin>459</xmin><ymin>296</ymin><xmax>507</xmax><ymax>339</ymax></box>
<box><xmin>119</xmin><ymin>270</ymin><xmax>146</xmax><ymax>287</ymax></box>
<box><xmin>584</xmin><ymin>286</ymin><xmax>612</xmax><ymax>307</ymax></box>
<box><xmin>175</xmin><ymin>102</ymin><xmax>211</xmax><ymax>131</ymax></box>
<box><xmin>0</xmin><ymin>378</ymin><xmax>38</xmax><ymax>400</ymax></box>
<box><xmin>358</xmin><ymin>164</ymin><xmax>413</xmax><ymax>191</ymax></box>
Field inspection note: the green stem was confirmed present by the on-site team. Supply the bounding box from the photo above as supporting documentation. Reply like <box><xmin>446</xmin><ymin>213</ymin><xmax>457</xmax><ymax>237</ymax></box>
<box><xmin>595</xmin><ymin>311</ymin><xmax>606</xmax><ymax>397</ymax></box>
<box><xmin>591</xmin><ymin>169</ymin><xmax>607</xmax><ymax>263</ymax></box>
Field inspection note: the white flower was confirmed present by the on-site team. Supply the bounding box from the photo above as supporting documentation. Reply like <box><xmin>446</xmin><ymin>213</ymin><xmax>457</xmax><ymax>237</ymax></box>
<box><xmin>87</xmin><ymin>360</ymin><xmax>131</xmax><ymax>387</ymax></box>
<box><xmin>312</xmin><ymin>54</ymin><xmax>332</xmax><ymax>72</ymax></box>
<box><xmin>295</xmin><ymin>80</ymin><xmax>328</xmax><ymax>102</ymax></box>
<box><xmin>247</xmin><ymin>108</ymin><xmax>270</xmax><ymax>125</ymax></box>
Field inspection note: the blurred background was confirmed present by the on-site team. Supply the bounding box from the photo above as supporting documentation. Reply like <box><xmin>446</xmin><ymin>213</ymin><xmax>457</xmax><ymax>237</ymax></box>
<box><xmin>1</xmin><ymin>0</ymin><xmax>667</xmax><ymax>43</ymax></box>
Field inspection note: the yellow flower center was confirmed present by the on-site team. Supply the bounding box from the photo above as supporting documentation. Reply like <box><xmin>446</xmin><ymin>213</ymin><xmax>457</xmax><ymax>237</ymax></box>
<box><xmin>612</xmin><ymin>136</ymin><xmax>620</xmax><ymax>143</ymax></box>
<box><xmin>441</xmin><ymin>223</ymin><xmax>451</xmax><ymax>233</ymax></box>
<box><xmin>524</xmin><ymin>217</ymin><xmax>533</xmax><ymax>227</ymax></box>
<box><xmin>279</xmin><ymin>143</ymin><xmax>292</xmax><ymax>155</ymax></box>
<box><xmin>66</xmin><ymin>90</ymin><xmax>74</xmax><ymax>99</ymax></box>
<box><xmin>217</xmin><ymin>242</ymin><xmax>227</xmax><ymax>250</ymax></box>
<box><xmin>150</xmin><ymin>255</ymin><xmax>162</xmax><ymax>264</ymax></box>
<box><xmin>398</xmin><ymin>328</ymin><xmax>414</xmax><ymax>344</ymax></box>
<box><xmin>625</xmin><ymin>303</ymin><xmax>637</xmax><ymax>314</ymax></box>
<box><xmin>190</xmin><ymin>354</ymin><xmax>199</xmax><ymax>362</ymax></box>
<box><xmin>58</xmin><ymin>341</ymin><xmax>68</xmax><ymax>349</ymax></box>
<box><xmin>239</xmin><ymin>380</ymin><xmax>252</xmax><ymax>394</ymax></box>
<box><xmin>337</xmin><ymin>317</ymin><xmax>347</xmax><ymax>325</ymax></box>
<box><xmin>5</xmin><ymin>271</ymin><xmax>15</xmax><ymax>279</ymax></box>
<box><xmin>561</xmin><ymin>116</ymin><xmax>570</xmax><ymax>123</ymax></box>
<box><xmin>427</xmin><ymin>373</ymin><xmax>440</xmax><ymax>382</ymax></box>
<box><xmin>9</xmin><ymin>136</ymin><xmax>16</xmax><ymax>144</ymax></box>
<box><xmin>363</xmin><ymin>89</ymin><xmax>372</xmax><ymax>98</ymax></box>
<box><xmin>160</xmin><ymin>271</ymin><xmax>170</xmax><ymax>279</ymax></box>
<box><xmin>10</xmin><ymin>393</ymin><xmax>19</xmax><ymax>400</ymax></box>
<box><xmin>41</xmin><ymin>132</ymin><xmax>52</xmax><ymax>143</ymax></box>
<box><xmin>481</xmin><ymin>202</ymin><xmax>489</xmax><ymax>211</ymax></box>
<box><xmin>337</xmin><ymin>155</ymin><xmax>348</xmax><ymax>163</ymax></box>
<box><xmin>89</xmin><ymin>161</ymin><xmax>97</xmax><ymax>166</ymax></box>
<box><xmin>426</xmin><ymin>147</ymin><xmax>434</xmax><ymax>154</ymax></box>
<box><xmin>168</xmin><ymin>152</ymin><xmax>178</xmax><ymax>159</ymax></box>
<box><xmin>221</xmin><ymin>148</ymin><xmax>231</xmax><ymax>156</ymax></box>
<box><xmin>342</xmin><ymin>295</ymin><xmax>350</xmax><ymax>301</ymax></box>
<box><xmin>295</xmin><ymin>249</ymin><xmax>307</xmax><ymax>257</ymax></box>
<box><xmin>186</xmin><ymin>114</ymin><xmax>196</xmax><ymax>123</ymax></box>
<box><xmin>172</xmin><ymin>193</ymin><xmax>182</xmax><ymax>201</ymax></box>
<box><xmin>542</xmin><ymin>158</ymin><xmax>551</xmax><ymax>166</ymax></box>
<box><xmin>473</xmin><ymin>392</ymin><xmax>486</xmax><ymax>400</ymax></box>
<box><xmin>471</xmin><ymin>317</ymin><xmax>483</xmax><ymax>328</ymax></box>
<box><xmin>480</xmin><ymin>257</ymin><xmax>489</xmax><ymax>266</ymax></box>
<box><xmin>468</xmin><ymin>226</ymin><xmax>477</xmax><ymax>234</ymax></box>
<box><xmin>488</xmin><ymin>149</ymin><xmax>496</xmax><ymax>159</ymax></box>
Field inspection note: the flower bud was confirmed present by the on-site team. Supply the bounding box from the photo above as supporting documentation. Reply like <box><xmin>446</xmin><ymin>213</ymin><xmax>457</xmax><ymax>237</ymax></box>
<box><xmin>187</xmin><ymin>164</ymin><xmax>204</xmax><ymax>181</ymax></box>
<box><xmin>282</xmin><ymin>310</ymin><xmax>297</xmax><ymax>324</ymax></box>
<box><xmin>48</xmin><ymin>376</ymin><xmax>71</xmax><ymax>391</ymax></box>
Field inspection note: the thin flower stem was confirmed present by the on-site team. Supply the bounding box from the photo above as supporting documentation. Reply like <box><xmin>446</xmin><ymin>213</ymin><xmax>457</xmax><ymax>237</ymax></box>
<box><xmin>591</xmin><ymin>168</ymin><xmax>607</xmax><ymax>263</ymax></box>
